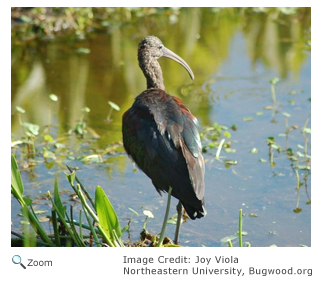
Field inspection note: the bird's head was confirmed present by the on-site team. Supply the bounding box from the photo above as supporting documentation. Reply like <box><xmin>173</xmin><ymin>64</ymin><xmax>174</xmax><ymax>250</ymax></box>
<box><xmin>138</xmin><ymin>36</ymin><xmax>194</xmax><ymax>80</ymax></box>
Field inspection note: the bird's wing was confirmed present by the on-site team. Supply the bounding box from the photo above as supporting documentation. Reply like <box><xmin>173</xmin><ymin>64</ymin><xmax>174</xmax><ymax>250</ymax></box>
<box><xmin>168</xmin><ymin>96</ymin><xmax>205</xmax><ymax>200</ymax></box>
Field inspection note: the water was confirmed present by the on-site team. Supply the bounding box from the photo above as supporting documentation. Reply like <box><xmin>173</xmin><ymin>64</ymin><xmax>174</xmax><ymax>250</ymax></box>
<box><xmin>11</xmin><ymin>8</ymin><xmax>311</xmax><ymax>247</ymax></box>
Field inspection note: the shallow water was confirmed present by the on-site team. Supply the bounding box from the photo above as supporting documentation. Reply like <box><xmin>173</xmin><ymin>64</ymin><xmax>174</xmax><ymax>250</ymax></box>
<box><xmin>11</xmin><ymin>8</ymin><xmax>311</xmax><ymax>247</ymax></box>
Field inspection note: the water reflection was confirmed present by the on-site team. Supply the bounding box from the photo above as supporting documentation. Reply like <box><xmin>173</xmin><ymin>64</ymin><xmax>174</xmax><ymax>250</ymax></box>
<box><xmin>12</xmin><ymin>8</ymin><xmax>310</xmax><ymax>139</ymax></box>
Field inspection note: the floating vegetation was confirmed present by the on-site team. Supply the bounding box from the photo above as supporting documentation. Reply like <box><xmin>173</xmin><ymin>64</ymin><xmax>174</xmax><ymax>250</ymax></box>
<box><xmin>106</xmin><ymin>101</ymin><xmax>121</xmax><ymax>122</ymax></box>
<box><xmin>11</xmin><ymin>100</ymin><xmax>125</xmax><ymax>173</ymax></box>
<box><xmin>201</xmin><ymin>123</ymin><xmax>233</xmax><ymax>155</ymax></box>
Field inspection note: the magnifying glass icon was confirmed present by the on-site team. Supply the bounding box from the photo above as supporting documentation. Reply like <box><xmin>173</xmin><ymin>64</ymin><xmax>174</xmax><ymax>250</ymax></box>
<box><xmin>12</xmin><ymin>255</ymin><xmax>26</xmax><ymax>269</ymax></box>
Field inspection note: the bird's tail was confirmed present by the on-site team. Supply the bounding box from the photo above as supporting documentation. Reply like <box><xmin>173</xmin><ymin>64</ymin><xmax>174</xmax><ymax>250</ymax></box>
<box><xmin>182</xmin><ymin>202</ymin><xmax>207</xmax><ymax>220</ymax></box>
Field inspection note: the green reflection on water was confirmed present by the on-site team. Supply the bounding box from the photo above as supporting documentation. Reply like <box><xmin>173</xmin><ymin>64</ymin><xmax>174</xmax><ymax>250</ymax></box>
<box><xmin>12</xmin><ymin>8</ymin><xmax>311</xmax><ymax>148</ymax></box>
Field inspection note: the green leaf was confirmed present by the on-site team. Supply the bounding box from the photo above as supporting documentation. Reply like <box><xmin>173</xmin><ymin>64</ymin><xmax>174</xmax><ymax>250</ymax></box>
<box><xmin>81</xmin><ymin>154</ymin><xmax>102</xmax><ymax>163</ymax></box>
<box><xmin>66</xmin><ymin>170</ymin><xmax>76</xmax><ymax>186</ymax></box>
<box><xmin>33</xmin><ymin>210</ymin><xmax>47</xmax><ymax>214</ymax></box>
<box><xmin>11</xmin><ymin>155</ymin><xmax>24</xmax><ymax>197</ymax></box>
<box><xmin>20</xmin><ymin>220</ymin><xmax>30</xmax><ymax>225</ymax></box>
<box><xmin>95</xmin><ymin>186</ymin><xmax>121</xmax><ymax>244</ymax></box>
<box><xmin>128</xmin><ymin>208</ymin><xmax>139</xmax><ymax>216</ymax></box>
<box><xmin>220</xmin><ymin>235</ymin><xmax>238</xmax><ymax>243</ymax></box>
<box><xmin>75</xmin><ymin>122</ymin><xmax>86</xmax><ymax>135</ymax></box>
<box><xmin>20</xmin><ymin>15</ymin><xmax>32</xmax><ymax>23</ymax></box>
<box><xmin>121</xmin><ymin>225</ymin><xmax>129</xmax><ymax>234</ymax></box>
<box><xmin>48</xmin><ymin>191</ymin><xmax>83</xmax><ymax>246</ymax></box>
<box><xmin>43</xmin><ymin>150</ymin><xmax>56</xmax><ymax>159</ymax></box>
<box><xmin>54</xmin><ymin>178</ymin><xmax>65</xmax><ymax>217</ymax></box>
<box><xmin>286</xmin><ymin>148</ymin><xmax>293</xmax><ymax>156</ymax></box>
<box><xmin>11</xmin><ymin>140</ymin><xmax>24</xmax><ymax>147</ymax></box>
<box><xmin>231</xmin><ymin>124</ymin><xmax>237</xmax><ymax>131</ymax></box>
<box><xmin>303</xmin><ymin>127</ymin><xmax>311</xmax><ymax>134</ymax></box>
<box><xmin>293</xmin><ymin>208</ymin><xmax>302</xmax><ymax>213</ymax></box>
<box><xmin>23</xmin><ymin>197</ymin><xmax>32</xmax><ymax>206</ymax></box>
<box><xmin>223</xmin><ymin>131</ymin><xmax>231</xmax><ymax>138</ymax></box>
<box><xmin>38</xmin><ymin>217</ymin><xmax>50</xmax><ymax>222</ymax></box>
<box><xmin>269</xmin><ymin>77</ymin><xmax>280</xmax><ymax>85</ymax></box>
<box><xmin>11</xmin><ymin>155</ymin><xmax>54</xmax><ymax>246</ymax></box>
<box><xmin>167</xmin><ymin>218</ymin><xmax>177</xmax><ymax>225</ymax></box>
<box><xmin>49</xmin><ymin>94</ymin><xmax>58</xmax><ymax>102</ymax></box>
<box><xmin>296</xmin><ymin>165</ymin><xmax>311</xmax><ymax>170</ymax></box>
<box><xmin>54</xmin><ymin>143</ymin><xmax>65</xmax><ymax>149</ymax></box>
<box><xmin>16</xmin><ymin>106</ymin><xmax>26</xmax><ymax>114</ymax></box>
<box><xmin>143</xmin><ymin>210</ymin><xmax>154</xmax><ymax>218</ymax></box>
<box><xmin>76</xmin><ymin>48</ymin><xmax>91</xmax><ymax>54</ymax></box>
<box><xmin>82</xmin><ymin>107</ymin><xmax>90</xmax><ymax>113</ymax></box>
<box><xmin>296</xmin><ymin>151</ymin><xmax>305</xmax><ymax>158</ymax></box>
<box><xmin>208</xmin><ymin>142</ymin><xmax>216</xmax><ymax>149</ymax></box>
<box><xmin>224</xmin><ymin>160</ymin><xmax>237</xmax><ymax>165</ymax></box>
<box><xmin>236</xmin><ymin>231</ymin><xmax>248</xmax><ymax>236</ymax></box>
<box><xmin>44</xmin><ymin>134</ymin><xmax>54</xmax><ymax>143</ymax></box>
<box><xmin>224</xmin><ymin>148</ymin><xmax>236</xmax><ymax>153</ymax></box>
<box><xmin>279</xmin><ymin>7</ymin><xmax>298</xmax><ymax>15</ymax></box>
<box><xmin>299</xmin><ymin>244</ymin><xmax>308</xmax><ymax>247</ymax></box>
<box><xmin>250</xmin><ymin>147</ymin><xmax>258</xmax><ymax>153</ymax></box>
<box><xmin>23</xmin><ymin>122</ymin><xmax>40</xmax><ymax>136</ymax></box>
<box><xmin>108</xmin><ymin>101</ymin><xmax>120</xmax><ymax>111</ymax></box>
<box><xmin>243</xmin><ymin>116</ymin><xmax>254</xmax><ymax>122</ymax></box>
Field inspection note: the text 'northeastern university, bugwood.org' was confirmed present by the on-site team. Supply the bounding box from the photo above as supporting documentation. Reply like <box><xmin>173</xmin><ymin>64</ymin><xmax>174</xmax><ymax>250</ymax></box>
<box><xmin>122</xmin><ymin>255</ymin><xmax>312</xmax><ymax>277</ymax></box>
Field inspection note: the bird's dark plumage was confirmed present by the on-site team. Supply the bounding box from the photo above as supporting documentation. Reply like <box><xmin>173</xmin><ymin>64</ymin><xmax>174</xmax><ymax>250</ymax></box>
<box><xmin>122</xmin><ymin>36</ymin><xmax>205</xmax><ymax>220</ymax></box>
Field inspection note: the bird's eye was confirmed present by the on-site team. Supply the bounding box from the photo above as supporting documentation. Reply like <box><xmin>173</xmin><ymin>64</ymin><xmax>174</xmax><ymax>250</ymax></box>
<box><xmin>159</xmin><ymin>44</ymin><xmax>164</xmax><ymax>49</ymax></box>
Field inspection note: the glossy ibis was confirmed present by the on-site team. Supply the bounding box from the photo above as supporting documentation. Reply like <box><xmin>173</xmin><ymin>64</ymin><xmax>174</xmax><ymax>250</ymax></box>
<box><xmin>122</xmin><ymin>36</ymin><xmax>205</xmax><ymax>245</ymax></box>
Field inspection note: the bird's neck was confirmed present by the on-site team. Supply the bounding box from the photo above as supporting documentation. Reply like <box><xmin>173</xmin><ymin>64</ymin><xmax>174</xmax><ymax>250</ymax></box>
<box><xmin>139</xmin><ymin>57</ymin><xmax>165</xmax><ymax>91</ymax></box>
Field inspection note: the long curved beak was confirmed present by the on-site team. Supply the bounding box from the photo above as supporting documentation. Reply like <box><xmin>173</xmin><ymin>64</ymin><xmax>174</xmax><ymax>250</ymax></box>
<box><xmin>162</xmin><ymin>47</ymin><xmax>195</xmax><ymax>80</ymax></box>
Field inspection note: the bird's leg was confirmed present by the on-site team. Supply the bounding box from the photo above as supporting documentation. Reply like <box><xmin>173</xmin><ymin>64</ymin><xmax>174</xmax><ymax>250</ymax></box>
<box><xmin>174</xmin><ymin>201</ymin><xmax>183</xmax><ymax>244</ymax></box>
<box><xmin>158</xmin><ymin>187</ymin><xmax>173</xmax><ymax>247</ymax></box>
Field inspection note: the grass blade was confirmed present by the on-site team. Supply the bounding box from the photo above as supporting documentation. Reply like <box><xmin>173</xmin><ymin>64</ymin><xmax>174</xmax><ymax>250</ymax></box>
<box><xmin>11</xmin><ymin>155</ymin><xmax>25</xmax><ymax>205</ymax></box>
<box><xmin>66</xmin><ymin>165</ymin><xmax>95</xmax><ymax>207</ymax></box>
<box><xmin>81</xmin><ymin>208</ymin><xmax>101</xmax><ymax>247</ymax></box>
<box><xmin>48</xmin><ymin>191</ymin><xmax>85</xmax><ymax>247</ymax></box>
<box><xmin>54</xmin><ymin>177</ymin><xmax>65</xmax><ymax>217</ymax></box>
<box><xmin>239</xmin><ymin>209</ymin><xmax>243</xmax><ymax>247</ymax></box>
<box><xmin>11</xmin><ymin>155</ymin><xmax>53</xmax><ymax>246</ymax></box>
<box><xmin>51</xmin><ymin>210</ymin><xmax>61</xmax><ymax>247</ymax></box>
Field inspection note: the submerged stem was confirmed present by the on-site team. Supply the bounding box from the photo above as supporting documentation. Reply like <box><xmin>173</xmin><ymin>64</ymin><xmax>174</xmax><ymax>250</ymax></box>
<box><xmin>216</xmin><ymin>138</ymin><xmax>225</xmax><ymax>160</ymax></box>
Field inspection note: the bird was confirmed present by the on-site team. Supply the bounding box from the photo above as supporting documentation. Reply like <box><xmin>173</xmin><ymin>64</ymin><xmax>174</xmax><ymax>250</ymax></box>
<box><xmin>122</xmin><ymin>36</ymin><xmax>205</xmax><ymax>245</ymax></box>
